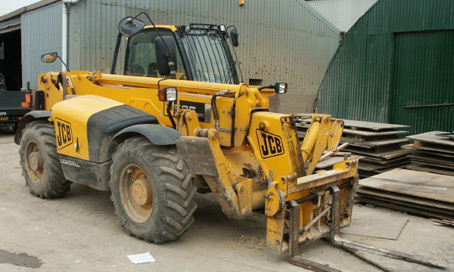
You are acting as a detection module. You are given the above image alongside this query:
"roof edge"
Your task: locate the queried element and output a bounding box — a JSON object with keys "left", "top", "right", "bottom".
{"left": 0, "top": 0, "right": 61, "bottom": 22}
{"left": 296, "top": 0, "right": 341, "bottom": 35}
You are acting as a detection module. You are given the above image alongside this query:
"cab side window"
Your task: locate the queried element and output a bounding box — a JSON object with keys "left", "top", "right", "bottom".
{"left": 124, "top": 30, "right": 186, "bottom": 79}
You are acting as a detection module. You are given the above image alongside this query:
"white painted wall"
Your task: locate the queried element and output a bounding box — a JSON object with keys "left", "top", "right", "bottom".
{"left": 306, "top": 0, "right": 377, "bottom": 32}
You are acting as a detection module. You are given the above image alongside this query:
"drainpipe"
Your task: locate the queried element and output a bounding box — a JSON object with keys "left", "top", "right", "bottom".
{"left": 62, "top": 0, "right": 79, "bottom": 71}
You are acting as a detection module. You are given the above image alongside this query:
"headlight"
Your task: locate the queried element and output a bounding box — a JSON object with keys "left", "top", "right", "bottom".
{"left": 274, "top": 82, "right": 288, "bottom": 94}
{"left": 219, "top": 24, "right": 226, "bottom": 33}
{"left": 158, "top": 87, "right": 178, "bottom": 102}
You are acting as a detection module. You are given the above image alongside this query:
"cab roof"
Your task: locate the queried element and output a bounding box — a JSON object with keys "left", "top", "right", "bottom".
{"left": 143, "top": 25, "right": 178, "bottom": 32}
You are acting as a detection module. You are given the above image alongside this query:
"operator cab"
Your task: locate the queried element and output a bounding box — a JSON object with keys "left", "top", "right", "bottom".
{"left": 114, "top": 14, "right": 240, "bottom": 84}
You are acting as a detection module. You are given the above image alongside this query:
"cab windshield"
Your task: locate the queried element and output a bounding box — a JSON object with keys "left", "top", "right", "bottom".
{"left": 180, "top": 26, "right": 238, "bottom": 84}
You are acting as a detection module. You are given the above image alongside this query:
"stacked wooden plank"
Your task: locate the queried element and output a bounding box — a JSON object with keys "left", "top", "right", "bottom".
{"left": 296, "top": 116, "right": 412, "bottom": 177}
{"left": 405, "top": 131, "right": 454, "bottom": 176}
{"left": 356, "top": 169, "right": 454, "bottom": 220}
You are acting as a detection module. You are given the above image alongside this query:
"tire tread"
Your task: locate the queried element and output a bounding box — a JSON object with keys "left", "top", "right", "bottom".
{"left": 109, "top": 136, "right": 197, "bottom": 244}
{"left": 19, "top": 121, "right": 71, "bottom": 198}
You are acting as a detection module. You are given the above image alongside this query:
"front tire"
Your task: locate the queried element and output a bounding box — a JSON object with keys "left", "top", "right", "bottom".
{"left": 19, "top": 121, "right": 71, "bottom": 198}
{"left": 109, "top": 136, "right": 197, "bottom": 243}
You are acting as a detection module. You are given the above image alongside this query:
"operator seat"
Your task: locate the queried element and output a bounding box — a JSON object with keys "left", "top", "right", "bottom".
{"left": 147, "top": 63, "right": 158, "bottom": 77}
{"left": 127, "top": 64, "right": 145, "bottom": 76}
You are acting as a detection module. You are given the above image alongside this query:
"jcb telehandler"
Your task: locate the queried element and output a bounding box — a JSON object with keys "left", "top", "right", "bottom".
{"left": 15, "top": 14, "right": 358, "bottom": 268}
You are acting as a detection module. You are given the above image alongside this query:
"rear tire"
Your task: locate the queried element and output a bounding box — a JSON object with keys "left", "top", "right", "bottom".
{"left": 109, "top": 136, "right": 197, "bottom": 243}
{"left": 19, "top": 121, "right": 71, "bottom": 198}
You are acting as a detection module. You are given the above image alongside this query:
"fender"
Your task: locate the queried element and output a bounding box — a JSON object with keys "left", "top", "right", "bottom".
{"left": 14, "top": 110, "right": 52, "bottom": 144}
{"left": 113, "top": 124, "right": 181, "bottom": 145}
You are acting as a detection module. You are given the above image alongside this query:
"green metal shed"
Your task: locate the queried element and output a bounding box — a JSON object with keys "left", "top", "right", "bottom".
{"left": 316, "top": 0, "right": 454, "bottom": 134}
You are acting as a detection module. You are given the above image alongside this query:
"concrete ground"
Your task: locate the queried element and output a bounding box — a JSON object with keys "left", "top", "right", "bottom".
{"left": 0, "top": 131, "right": 453, "bottom": 272}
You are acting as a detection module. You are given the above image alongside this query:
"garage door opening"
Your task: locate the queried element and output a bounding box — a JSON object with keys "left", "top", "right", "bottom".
{"left": 0, "top": 29, "right": 22, "bottom": 91}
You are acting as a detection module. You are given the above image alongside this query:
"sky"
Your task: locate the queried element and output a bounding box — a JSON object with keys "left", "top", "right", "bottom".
{"left": 0, "top": 0, "right": 41, "bottom": 17}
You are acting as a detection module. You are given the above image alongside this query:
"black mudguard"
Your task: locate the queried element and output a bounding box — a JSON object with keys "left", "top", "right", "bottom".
{"left": 86, "top": 105, "right": 157, "bottom": 162}
{"left": 14, "top": 110, "right": 52, "bottom": 144}
{"left": 113, "top": 124, "right": 181, "bottom": 146}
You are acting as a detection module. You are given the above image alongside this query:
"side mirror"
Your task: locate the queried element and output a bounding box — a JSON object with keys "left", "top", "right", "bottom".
{"left": 230, "top": 30, "right": 239, "bottom": 47}
{"left": 118, "top": 16, "right": 146, "bottom": 37}
{"left": 155, "top": 36, "right": 178, "bottom": 76}
{"left": 41, "top": 52, "right": 70, "bottom": 71}
{"left": 41, "top": 52, "right": 58, "bottom": 63}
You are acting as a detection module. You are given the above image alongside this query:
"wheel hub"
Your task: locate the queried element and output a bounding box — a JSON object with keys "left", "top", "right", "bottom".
{"left": 131, "top": 178, "right": 153, "bottom": 206}
{"left": 29, "top": 151, "right": 42, "bottom": 171}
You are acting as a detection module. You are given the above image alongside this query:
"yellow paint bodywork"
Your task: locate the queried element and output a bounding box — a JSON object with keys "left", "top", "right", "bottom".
{"left": 144, "top": 25, "right": 178, "bottom": 32}
{"left": 215, "top": 97, "right": 235, "bottom": 147}
{"left": 302, "top": 114, "right": 344, "bottom": 175}
{"left": 247, "top": 111, "right": 304, "bottom": 182}
{"left": 51, "top": 95, "right": 123, "bottom": 160}
{"left": 39, "top": 71, "right": 273, "bottom": 129}
{"left": 38, "top": 69, "right": 357, "bottom": 255}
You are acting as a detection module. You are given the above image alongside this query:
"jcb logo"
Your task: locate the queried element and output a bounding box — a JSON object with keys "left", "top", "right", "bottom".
{"left": 55, "top": 118, "right": 73, "bottom": 150}
{"left": 257, "top": 130, "right": 284, "bottom": 158}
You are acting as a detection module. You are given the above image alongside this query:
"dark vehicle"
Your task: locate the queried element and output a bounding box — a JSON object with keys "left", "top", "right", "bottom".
{"left": 0, "top": 73, "right": 30, "bottom": 131}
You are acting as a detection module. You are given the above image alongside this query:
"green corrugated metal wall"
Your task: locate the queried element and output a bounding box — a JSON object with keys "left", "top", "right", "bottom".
{"left": 316, "top": 0, "right": 454, "bottom": 134}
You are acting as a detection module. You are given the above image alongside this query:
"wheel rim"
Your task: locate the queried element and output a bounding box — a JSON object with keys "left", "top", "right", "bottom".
{"left": 119, "top": 164, "right": 153, "bottom": 224}
{"left": 24, "top": 140, "right": 44, "bottom": 183}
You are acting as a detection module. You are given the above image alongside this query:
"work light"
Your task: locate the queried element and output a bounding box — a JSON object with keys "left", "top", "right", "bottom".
{"left": 158, "top": 87, "right": 178, "bottom": 102}
{"left": 275, "top": 82, "right": 288, "bottom": 94}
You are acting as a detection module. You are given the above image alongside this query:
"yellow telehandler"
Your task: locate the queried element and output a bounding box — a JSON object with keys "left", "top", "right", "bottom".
{"left": 15, "top": 13, "right": 359, "bottom": 269}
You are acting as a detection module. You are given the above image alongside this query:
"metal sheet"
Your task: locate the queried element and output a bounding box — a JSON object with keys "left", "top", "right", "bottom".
{"left": 407, "top": 131, "right": 454, "bottom": 148}
{"left": 406, "top": 164, "right": 454, "bottom": 176}
{"left": 417, "top": 150, "right": 454, "bottom": 159}
{"left": 412, "top": 141, "right": 454, "bottom": 155}
{"left": 358, "top": 161, "right": 409, "bottom": 172}
{"left": 359, "top": 169, "right": 454, "bottom": 204}
{"left": 21, "top": 1, "right": 62, "bottom": 89}
{"left": 356, "top": 187, "right": 454, "bottom": 211}
{"left": 298, "top": 118, "right": 410, "bottom": 130}
{"left": 361, "top": 156, "right": 408, "bottom": 165}
{"left": 343, "top": 119, "right": 409, "bottom": 131}
{"left": 342, "top": 128, "right": 408, "bottom": 137}
{"left": 346, "top": 138, "right": 409, "bottom": 149}
{"left": 357, "top": 168, "right": 454, "bottom": 219}
{"left": 409, "top": 154, "right": 454, "bottom": 168}
{"left": 356, "top": 196, "right": 453, "bottom": 220}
